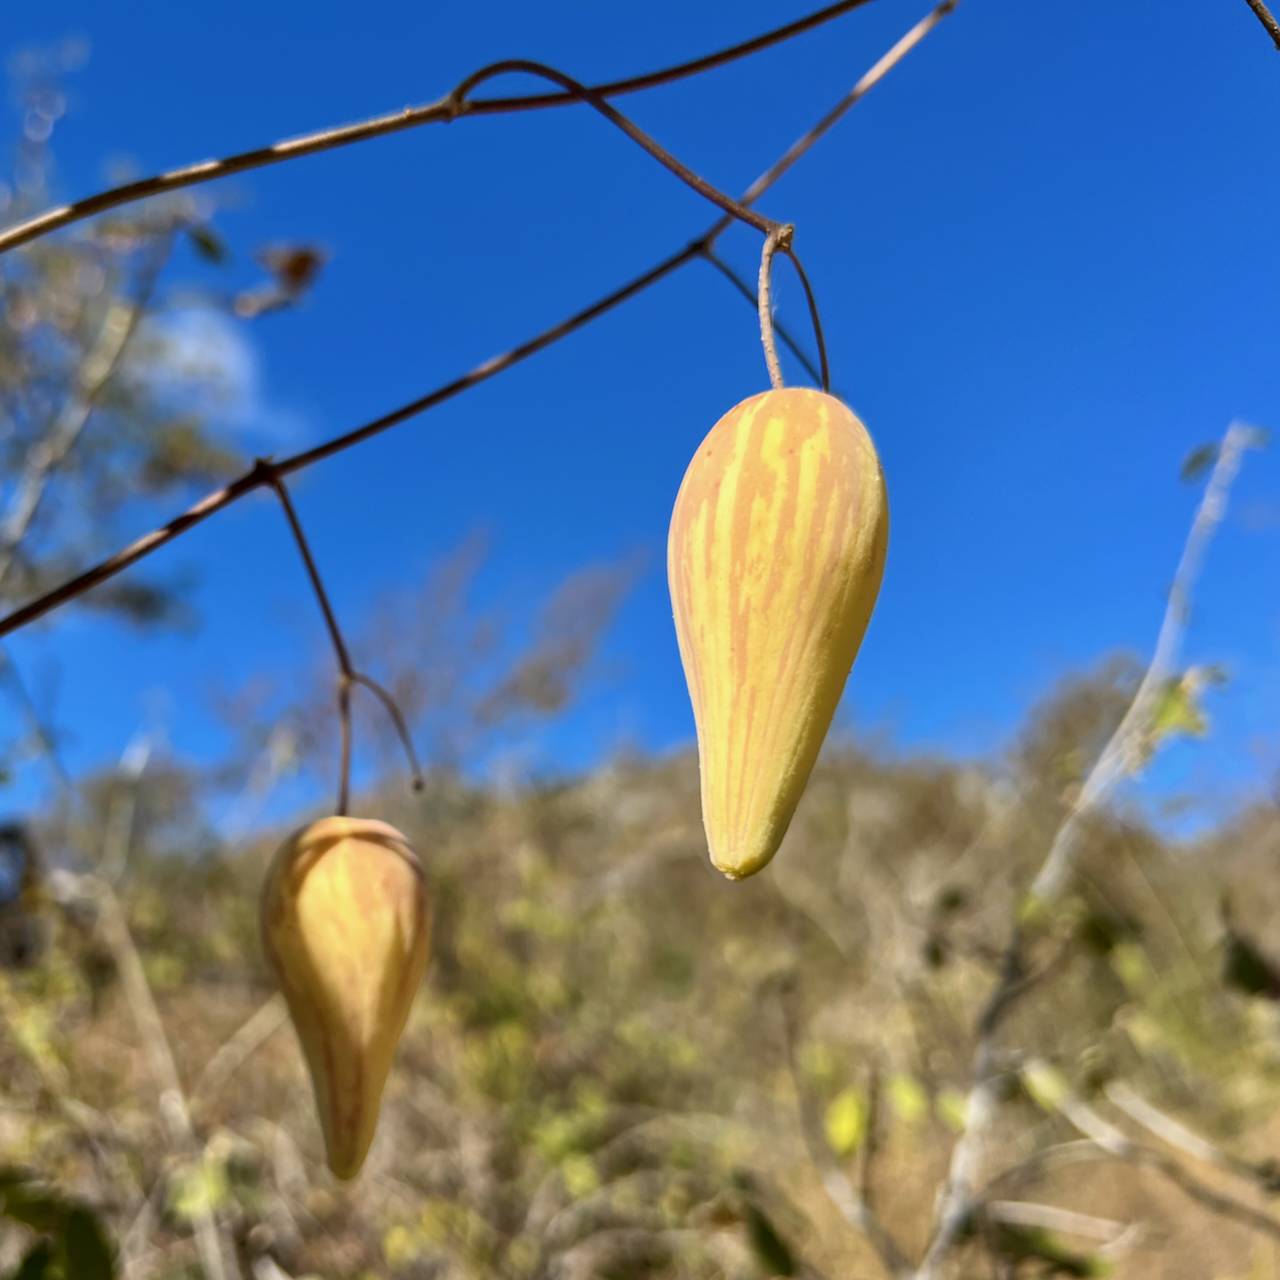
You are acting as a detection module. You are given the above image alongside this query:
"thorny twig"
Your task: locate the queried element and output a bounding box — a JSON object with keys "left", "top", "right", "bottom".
{"left": 914, "top": 422, "right": 1262, "bottom": 1279}
{"left": 0, "top": 0, "right": 957, "bottom": 643}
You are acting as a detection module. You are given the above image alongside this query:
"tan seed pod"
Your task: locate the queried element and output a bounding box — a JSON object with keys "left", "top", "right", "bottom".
{"left": 260, "top": 815, "right": 431, "bottom": 1178}
{"left": 667, "top": 387, "right": 888, "bottom": 879}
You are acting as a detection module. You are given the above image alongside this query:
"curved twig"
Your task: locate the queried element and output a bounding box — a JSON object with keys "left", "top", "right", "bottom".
{"left": 267, "top": 471, "right": 423, "bottom": 812}
{"left": 0, "top": 2, "right": 958, "bottom": 642}
{"left": 698, "top": 248, "right": 824, "bottom": 386}
{"left": 447, "top": 60, "right": 778, "bottom": 237}
{"left": 757, "top": 228, "right": 831, "bottom": 393}
{"left": 0, "top": 0, "right": 880, "bottom": 258}
{"left": 351, "top": 672, "right": 426, "bottom": 794}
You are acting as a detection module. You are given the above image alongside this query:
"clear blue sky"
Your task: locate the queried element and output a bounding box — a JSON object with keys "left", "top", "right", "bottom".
{"left": 5, "top": 0, "right": 1279, "bottom": 831}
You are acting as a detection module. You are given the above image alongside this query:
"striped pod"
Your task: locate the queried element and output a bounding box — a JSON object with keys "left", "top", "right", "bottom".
{"left": 261, "top": 816, "right": 431, "bottom": 1178}
{"left": 667, "top": 388, "right": 888, "bottom": 880}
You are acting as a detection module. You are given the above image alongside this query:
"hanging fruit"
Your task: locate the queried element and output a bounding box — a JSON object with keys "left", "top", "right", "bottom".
{"left": 668, "top": 387, "right": 888, "bottom": 880}
{"left": 261, "top": 815, "right": 431, "bottom": 1178}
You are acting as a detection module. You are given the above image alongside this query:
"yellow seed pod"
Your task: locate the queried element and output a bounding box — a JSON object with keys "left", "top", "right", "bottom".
{"left": 260, "top": 816, "right": 431, "bottom": 1178}
{"left": 667, "top": 387, "right": 888, "bottom": 879}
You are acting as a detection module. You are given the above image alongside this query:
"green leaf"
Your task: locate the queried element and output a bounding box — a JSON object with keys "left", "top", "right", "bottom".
{"left": 168, "top": 1155, "right": 230, "bottom": 1224}
{"left": 1021, "top": 1061, "right": 1069, "bottom": 1113}
{"left": 935, "top": 1087, "right": 969, "bottom": 1133}
{"left": 886, "top": 1073, "right": 929, "bottom": 1127}
{"left": 823, "top": 1087, "right": 867, "bottom": 1157}
{"left": 1149, "top": 675, "right": 1208, "bottom": 744}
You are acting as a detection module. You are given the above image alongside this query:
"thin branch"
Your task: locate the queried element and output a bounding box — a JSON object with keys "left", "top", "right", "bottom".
{"left": 776, "top": 986, "right": 911, "bottom": 1277}
{"left": 95, "top": 886, "right": 239, "bottom": 1280}
{"left": 1030, "top": 421, "right": 1259, "bottom": 904}
{"left": 0, "top": 647, "right": 72, "bottom": 792}
{"left": 0, "top": 1, "right": 956, "bottom": 642}
{"left": 191, "top": 994, "right": 289, "bottom": 1112}
{"left": 699, "top": 247, "right": 825, "bottom": 386}
{"left": 266, "top": 471, "right": 354, "bottom": 678}
{"left": 1032, "top": 1063, "right": 1280, "bottom": 1244}
{"left": 266, "top": 471, "right": 356, "bottom": 812}
{"left": 732, "top": 0, "right": 958, "bottom": 215}
{"left": 781, "top": 243, "right": 832, "bottom": 392}
{"left": 0, "top": 0, "right": 882, "bottom": 258}
{"left": 336, "top": 678, "right": 353, "bottom": 817}
{"left": 351, "top": 672, "right": 426, "bottom": 793}
{"left": 447, "top": 60, "right": 778, "bottom": 237}
{"left": 267, "top": 471, "right": 423, "bottom": 812}
{"left": 1104, "top": 1081, "right": 1280, "bottom": 1193}
{"left": 985, "top": 1201, "right": 1131, "bottom": 1244}
{"left": 914, "top": 421, "right": 1261, "bottom": 1280}
{"left": 0, "top": 227, "right": 175, "bottom": 594}
{"left": 0, "top": 240, "right": 695, "bottom": 638}
{"left": 758, "top": 225, "right": 795, "bottom": 389}
{"left": 859, "top": 1061, "right": 887, "bottom": 1218}
{"left": 1243, "top": 0, "right": 1280, "bottom": 50}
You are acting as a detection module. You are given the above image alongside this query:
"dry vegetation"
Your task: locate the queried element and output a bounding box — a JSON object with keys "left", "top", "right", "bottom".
{"left": 4, "top": 655, "right": 1280, "bottom": 1279}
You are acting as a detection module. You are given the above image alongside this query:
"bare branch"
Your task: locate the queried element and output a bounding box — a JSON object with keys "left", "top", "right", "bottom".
{"left": 447, "top": 60, "right": 780, "bottom": 238}
{"left": 733, "top": 0, "right": 958, "bottom": 213}
{"left": 0, "top": 0, "right": 884, "bottom": 258}
{"left": 1105, "top": 1081, "right": 1280, "bottom": 1193}
{"left": 915, "top": 421, "right": 1261, "bottom": 1279}
{"left": 1030, "top": 421, "right": 1259, "bottom": 904}
{"left": 267, "top": 471, "right": 424, "bottom": 811}
{"left": 0, "top": 1, "right": 956, "bottom": 642}
{"left": 1243, "top": 0, "right": 1280, "bottom": 50}
{"left": 192, "top": 994, "right": 289, "bottom": 1111}
{"left": 95, "top": 885, "right": 240, "bottom": 1280}
{"left": 776, "top": 986, "right": 911, "bottom": 1277}
{"left": 1030, "top": 1062, "right": 1280, "bottom": 1245}
{"left": 986, "top": 1200, "right": 1132, "bottom": 1244}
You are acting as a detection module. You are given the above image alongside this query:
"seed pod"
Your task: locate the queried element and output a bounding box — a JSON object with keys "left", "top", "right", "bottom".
{"left": 261, "top": 816, "right": 431, "bottom": 1178}
{"left": 667, "top": 387, "right": 888, "bottom": 880}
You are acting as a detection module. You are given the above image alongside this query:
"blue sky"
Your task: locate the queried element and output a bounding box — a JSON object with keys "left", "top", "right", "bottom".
{"left": 4, "top": 0, "right": 1278, "bottom": 832}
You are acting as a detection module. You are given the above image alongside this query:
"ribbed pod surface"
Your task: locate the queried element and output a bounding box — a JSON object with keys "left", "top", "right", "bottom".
{"left": 261, "top": 816, "right": 431, "bottom": 1178}
{"left": 668, "top": 388, "right": 888, "bottom": 879}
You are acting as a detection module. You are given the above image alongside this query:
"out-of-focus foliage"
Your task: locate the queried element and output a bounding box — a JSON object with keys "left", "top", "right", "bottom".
{"left": 0, "top": 1167, "right": 114, "bottom": 1279}
{"left": 3, "top": 654, "right": 1280, "bottom": 1278}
